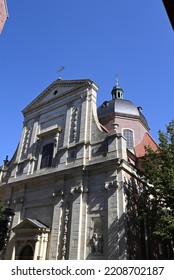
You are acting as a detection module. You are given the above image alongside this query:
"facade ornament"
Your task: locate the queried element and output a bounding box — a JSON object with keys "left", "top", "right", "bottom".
{"left": 89, "top": 218, "right": 104, "bottom": 255}
{"left": 83, "top": 186, "right": 89, "bottom": 193}
{"left": 80, "top": 91, "right": 92, "bottom": 101}
{"left": 3, "top": 156, "right": 9, "bottom": 166}
{"left": 13, "top": 197, "right": 23, "bottom": 204}
{"left": 104, "top": 179, "right": 118, "bottom": 190}
{"left": 30, "top": 156, "right": 37, "bottom": 162}
{"left": 70, "top": 185, "right": 83, "bottom": 195}
{"left": 52, "top": 188, "right": 64, "bottom": 198}
{"left": 112, "top": 117, "right": 119, "bottom": 131}
{"left": 21, "top": 126, "right": 32, "bottom": 160}
{"left": 70, "top": 107, "right": 79, "bottom": 143}
{"left": 91, "top": 232, "right": 104, "bottom": 254}
{"left": 61, "top": 204, "right": 70, "bottom": 260}
{"left": 73, "top": 108, "right": 79, "bottom": 141}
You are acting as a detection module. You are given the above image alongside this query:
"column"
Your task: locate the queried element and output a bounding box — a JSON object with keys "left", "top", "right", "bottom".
{"left": 11, "top": 244, "right": 16, "bottom": 260}
{"left": 33, "top": 237, "right": 40, "bottom": 260}
{"left": 42, "top": 233, "right": 49, "bottom": 260}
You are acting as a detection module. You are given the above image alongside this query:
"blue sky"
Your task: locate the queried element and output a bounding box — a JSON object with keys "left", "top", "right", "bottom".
{"left": 0, "top": 0, "right": 174, "bottom": 164}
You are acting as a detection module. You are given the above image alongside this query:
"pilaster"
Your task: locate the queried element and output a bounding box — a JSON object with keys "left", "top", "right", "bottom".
{"left": 68, "top": 191, "right": 83, "bottom": 260}
{"left": 49, "top": 197, "right": 63, "bottom": 260}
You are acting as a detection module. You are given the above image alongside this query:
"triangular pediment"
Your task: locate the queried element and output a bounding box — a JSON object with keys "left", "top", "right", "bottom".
{"left": 12, "top": 218, "right": 49, "bottom": 232}
{"left": 22, "top": 79, "right": 93, "bottom": 114}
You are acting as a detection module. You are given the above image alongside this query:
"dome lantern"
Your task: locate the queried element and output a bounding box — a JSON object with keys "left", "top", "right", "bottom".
{"left": 111, "top": 77, "right": 124, "bottom": 100}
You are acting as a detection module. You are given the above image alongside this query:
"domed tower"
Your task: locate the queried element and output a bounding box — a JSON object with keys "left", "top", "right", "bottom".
{"left": 98, "top": 80, "right": 156, "bottom": 157}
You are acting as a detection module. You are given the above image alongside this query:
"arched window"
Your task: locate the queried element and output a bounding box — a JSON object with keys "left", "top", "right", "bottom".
{"left": 19, "top": 245, "right": 34, "bottom": 260}
{"left": 123, "top": 129, "right": 134, "bottom": 149}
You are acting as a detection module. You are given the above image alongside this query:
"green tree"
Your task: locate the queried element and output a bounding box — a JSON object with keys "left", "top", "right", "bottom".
{"left": 0, "top": 202, "right": 9, "bottom": 253}
{"left": 142, "top": 120, "right": 174, "bottom": 258}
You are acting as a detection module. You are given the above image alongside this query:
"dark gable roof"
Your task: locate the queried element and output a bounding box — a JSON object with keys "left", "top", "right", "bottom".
{"left": 12, "top": 218, "right": 49, "bottom": 231}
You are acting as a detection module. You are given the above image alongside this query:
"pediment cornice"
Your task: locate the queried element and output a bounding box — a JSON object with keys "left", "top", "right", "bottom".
{"left": 22, "top": 79, "right": 95, "bottom": 115}
{"left": 13, "top": 218, "right": 50, "bottom": 233}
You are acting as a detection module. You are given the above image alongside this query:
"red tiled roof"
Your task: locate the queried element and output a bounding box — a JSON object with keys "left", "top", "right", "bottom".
{"left": 135, "top": 132, "right": 158, "bottom": 157}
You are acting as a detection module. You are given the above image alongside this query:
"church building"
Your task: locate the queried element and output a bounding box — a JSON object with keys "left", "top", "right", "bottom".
{"left": 0, "top": 78, "right": 157, "bottom": 260}
{"left": 0, "top": 0, "right": 8, "bottom": 33}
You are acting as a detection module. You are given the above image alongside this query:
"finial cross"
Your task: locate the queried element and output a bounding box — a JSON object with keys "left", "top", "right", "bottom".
{"left": 115, "top": 74, "right": 119, "bottom": 86}
{"left": 57, "top": 66, "right": 65, "bottom": 79}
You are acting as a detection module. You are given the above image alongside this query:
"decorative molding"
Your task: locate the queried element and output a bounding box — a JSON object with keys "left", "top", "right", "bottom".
{"left": 37, "top": 126, "right": 62, "bottom": 139}
{"left": 61, "top": 203, "right": 70, "bottom": 260}
{"left": 69, "top": 107, "right": 79, "bottom": 143}
{"left": 20, "top": 126, "right": 32, "bottom": 160}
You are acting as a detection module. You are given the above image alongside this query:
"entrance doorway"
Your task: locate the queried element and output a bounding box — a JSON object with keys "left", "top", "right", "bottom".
{"left": 19, "top": 245, "right": 34, "bottom": 260}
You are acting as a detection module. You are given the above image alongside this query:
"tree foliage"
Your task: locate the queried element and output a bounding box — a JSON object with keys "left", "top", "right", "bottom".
{"left": 0, "top": 202, "right": 8, "bottom": 253}
{"left": 143, "top": 120, "right": 174, "bottom": 243}
{"left": 0, "top": 201, "right": 3, "bottom": 225}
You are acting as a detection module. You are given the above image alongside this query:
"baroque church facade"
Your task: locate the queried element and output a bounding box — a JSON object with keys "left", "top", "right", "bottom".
{"left": 0, "top": 78, "right": 157, "bottom": 260}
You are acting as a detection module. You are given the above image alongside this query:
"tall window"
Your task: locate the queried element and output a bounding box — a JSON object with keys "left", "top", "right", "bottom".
{"left": 40, "top": 143, "right": 54, "bottom": 169}
{"left": 123, "top": 129, "right": 134, "bottom": 149}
